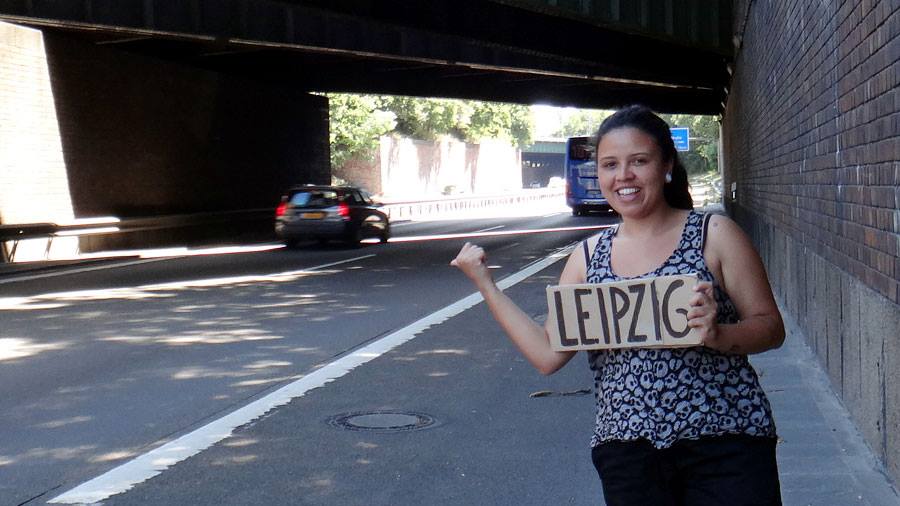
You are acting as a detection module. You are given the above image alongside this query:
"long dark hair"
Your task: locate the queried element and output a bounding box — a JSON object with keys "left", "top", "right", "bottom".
{"left": 594, "top": 105, "right": 692, "bottom": 210}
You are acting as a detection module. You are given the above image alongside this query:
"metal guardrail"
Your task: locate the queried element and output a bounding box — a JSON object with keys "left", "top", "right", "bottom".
{"left": 380, "top": 189, "right": 564, "bottom": 220}
{"left": 0, "top": 209, "right": 273, "bottom": 263}
{"left": 0, "top": 190, "right": 565, "bottom": 262}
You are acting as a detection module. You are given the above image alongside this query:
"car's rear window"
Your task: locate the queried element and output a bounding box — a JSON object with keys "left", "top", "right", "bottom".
{"left": 289, "top": 190, "right": 338, "bottom": 207}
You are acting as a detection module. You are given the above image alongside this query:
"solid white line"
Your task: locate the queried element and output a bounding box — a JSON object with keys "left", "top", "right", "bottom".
{"left": 0, "top": 258, "right": 170, "bottom": 285}
{"left": 48, "top": 245, "right": 575, "bottom": 504}
{"left": 473, "top": 225, "right": 505, "bottom": 233}
{"left": 385, "top": 224, "right": 611, "bottom": 243}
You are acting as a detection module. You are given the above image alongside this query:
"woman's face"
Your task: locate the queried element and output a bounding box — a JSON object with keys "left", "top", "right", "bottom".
{"left": 596, "top": 126, "right": 672, "bottom": 218}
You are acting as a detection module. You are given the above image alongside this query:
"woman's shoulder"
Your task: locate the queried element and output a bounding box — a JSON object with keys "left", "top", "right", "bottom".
{"left": 702, "top": 212, "right": 757, "bottom": 263}
{"left": 703, "top": 212, "right": 744, "bottom": 241}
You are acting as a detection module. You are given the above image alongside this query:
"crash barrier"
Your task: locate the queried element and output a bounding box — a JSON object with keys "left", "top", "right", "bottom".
{"left": 0, "top": 189, "right": 565, "bottom": 263}
{"left": 380, "top": 188, "right": 564, "bottom": 220}
{"left": 0, "top": 209, "right": 273, "bottom": 263}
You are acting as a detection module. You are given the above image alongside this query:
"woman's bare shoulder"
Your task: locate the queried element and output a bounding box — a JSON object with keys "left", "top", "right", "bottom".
{"left": 705, "top": 213, "right": 748, "bottom": 243}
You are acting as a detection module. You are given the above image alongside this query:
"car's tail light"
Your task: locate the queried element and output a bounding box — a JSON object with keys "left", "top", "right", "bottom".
{"left": 275, "top": 202, "right": 287, "bottom": 217}
{"left": 565, "top": 181, "right": 572, "bottom": 197}
{"left": 338, "top": 202, "right": 350, "bottom": 218}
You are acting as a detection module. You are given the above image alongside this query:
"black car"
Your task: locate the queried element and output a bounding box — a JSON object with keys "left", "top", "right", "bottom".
{"left": 275, "top": 185, "right": 390, "bottom": 246}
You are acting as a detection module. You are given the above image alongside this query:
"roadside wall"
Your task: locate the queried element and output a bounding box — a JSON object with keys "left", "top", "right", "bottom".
{"left": 0, "top": 21, "right": 330, "bottom": 258}
{"left": 0, "top": 22, "right": 77, "bottom": 259}
{"left": 722, "top": 0, "right": 899, "bottom": 483}
{"left": 336, "top": 136, "right": 522, "bottom": 199}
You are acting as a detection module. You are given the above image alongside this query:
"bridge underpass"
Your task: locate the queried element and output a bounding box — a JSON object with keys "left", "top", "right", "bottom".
{"left": 0, "top": 0, "right": 732, "bottom": 260}
{"left": 0, "top": 0, "right": 731, "bottom": 113}
{"left": 1, "top": 1, "right": 899, "bottom": 491}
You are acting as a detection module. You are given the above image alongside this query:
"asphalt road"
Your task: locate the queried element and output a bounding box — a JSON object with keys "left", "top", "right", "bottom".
{"left": 0, "top": 206, "right": 618, "bottom": 505}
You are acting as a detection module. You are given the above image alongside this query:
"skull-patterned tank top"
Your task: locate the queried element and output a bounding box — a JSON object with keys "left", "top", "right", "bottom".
{"left": 586, "top": 210, "right": 777, "bottom": 449}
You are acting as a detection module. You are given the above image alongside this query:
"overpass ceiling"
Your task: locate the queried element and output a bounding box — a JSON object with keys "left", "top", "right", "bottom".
{"left": 0, "top": 0, "right": 733, "bottom": 114}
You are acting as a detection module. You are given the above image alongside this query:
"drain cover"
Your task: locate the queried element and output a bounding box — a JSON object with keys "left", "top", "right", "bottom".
{"left": 328, "top": 410, "right": 436, "bottom": 433}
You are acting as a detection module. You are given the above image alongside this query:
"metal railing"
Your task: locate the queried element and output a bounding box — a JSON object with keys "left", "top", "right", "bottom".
{"left": 0, "top": 189, "right": 565, "bottom": 262}
{"left": 0, "top": 209, "right": 273, "bottom": 263}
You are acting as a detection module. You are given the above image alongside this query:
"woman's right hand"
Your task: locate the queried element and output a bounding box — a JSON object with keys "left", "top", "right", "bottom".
{"left": 450, "top": 242, "right": 493, "bottom": 287}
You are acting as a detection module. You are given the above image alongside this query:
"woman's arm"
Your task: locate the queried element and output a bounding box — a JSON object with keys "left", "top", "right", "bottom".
{"left": 450, "top": 242, "right": 582, "bottom": 375}
{"left": 695, "top": 214, "right": 785, "bottom": 355}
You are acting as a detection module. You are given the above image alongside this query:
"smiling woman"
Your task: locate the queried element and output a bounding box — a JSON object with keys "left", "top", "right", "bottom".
{"left": 451, "top": 105, "right": 786, "bottom": 506}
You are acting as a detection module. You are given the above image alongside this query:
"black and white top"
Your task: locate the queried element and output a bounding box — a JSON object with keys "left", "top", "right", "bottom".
{"left": 585, "top": 210, "right": 777, "bottom": 449}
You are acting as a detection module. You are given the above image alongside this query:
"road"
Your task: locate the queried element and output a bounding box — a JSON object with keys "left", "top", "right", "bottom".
{"left": 0, "top": 204, "right": 618, "bottom": 505}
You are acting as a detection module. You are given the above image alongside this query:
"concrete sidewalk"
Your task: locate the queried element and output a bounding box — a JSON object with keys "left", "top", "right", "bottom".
{"left": 755, "top": 311, "right": 899, "bottom": 505}
{"left": 90, "top": 251, "right": 899, "bottom": 506}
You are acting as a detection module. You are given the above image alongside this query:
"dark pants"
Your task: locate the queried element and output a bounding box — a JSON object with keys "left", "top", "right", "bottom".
{"left": 591, "top": 435, "right": 782, "bottom": 506}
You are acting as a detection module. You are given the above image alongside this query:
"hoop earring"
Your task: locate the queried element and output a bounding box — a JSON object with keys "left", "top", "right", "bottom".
{"left": 665, "top": 172, "right": 672, "bottom": 183}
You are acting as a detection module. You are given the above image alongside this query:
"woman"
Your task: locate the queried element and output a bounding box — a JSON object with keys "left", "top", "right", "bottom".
{"left": 451, "top": 105, "right": 785, "bottom": 505}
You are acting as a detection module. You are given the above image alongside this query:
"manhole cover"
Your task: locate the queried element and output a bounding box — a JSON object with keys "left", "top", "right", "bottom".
{"left": 328, "top": 410, "right": 436, "bottom": 433}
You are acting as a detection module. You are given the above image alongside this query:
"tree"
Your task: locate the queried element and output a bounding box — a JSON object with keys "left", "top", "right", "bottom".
{"left": 660, "top": 113, "right": 719, "bottom": 174}
{"left": 553, "top": 109, "right": 613, "bottom": 138}
{"left": 327, "top": 94, "right": 536, "bottom": 169}
{"left": 379, "top": 95, "right": 534, "bottom": 147}
{"left": 327, "top": 94, "right": 396, "bottom": 169}
{"left": 466, "top": 101, "right": 534, "bottom": 147}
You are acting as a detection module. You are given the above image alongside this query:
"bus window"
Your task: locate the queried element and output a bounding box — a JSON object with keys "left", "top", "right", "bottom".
{"left": 568, "top": 142, "right": 593, "bottom": 161}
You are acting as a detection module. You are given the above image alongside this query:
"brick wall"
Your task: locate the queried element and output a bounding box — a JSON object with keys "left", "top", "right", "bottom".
{"left": 0, "top": 21, "right": 78, "bottom": 259}
{"left": 722, "top": 0, "right": 899, "bottom": 484}
{"left": 1, "top": 22, "right": 330, "bottom": 257}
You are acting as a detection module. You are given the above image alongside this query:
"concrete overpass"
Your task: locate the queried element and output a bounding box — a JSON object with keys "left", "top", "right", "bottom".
{"left": 0, "top": 0, "right": 731, "bottom": 114}
{"left": 0, "top": 0, "right": 734, "bottom": 256}
{"left": 1, "top": 0, "right": 898, "bottom": 490}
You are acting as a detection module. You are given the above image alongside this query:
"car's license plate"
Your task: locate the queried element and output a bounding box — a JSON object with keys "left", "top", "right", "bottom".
{"left": 300, "top": 212, "right": 325, "bottom": 219}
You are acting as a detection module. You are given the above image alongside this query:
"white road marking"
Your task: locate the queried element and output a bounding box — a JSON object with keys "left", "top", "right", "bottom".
{"left": 385, "top": 223, "right": 611, "bottom": 243}
{"left": 48, "top": 244, "right": 575, "bottom": 504}
{"left": 473, "top": 225, "right": 505, "bottom": 233}
{"left": 0, "top": 258, "right": 169, "bottom": 285}
{"left": 0, "top": 255, "right": 377, "bottom": 310}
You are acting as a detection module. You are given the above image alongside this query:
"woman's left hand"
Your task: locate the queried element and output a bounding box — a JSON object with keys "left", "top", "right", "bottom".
{"left": 688, "top": 281, "right": 721, "bottom": 350}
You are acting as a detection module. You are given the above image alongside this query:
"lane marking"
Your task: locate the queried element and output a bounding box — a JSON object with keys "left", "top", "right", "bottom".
{"left": 48, "top": 244, "right": 575, "bottom": 504}
{"left": 0, "top": 245, "right": 287, "bottom": 285}
{"left": 384, "top": 224, "right": 610, "bottom": 243}
{"left": 0, "top": 258, "right": 169, "bottom": 285}
{"left": 0, "top": 255, "right": 376, "bottom": 310}
{"left": 473, "top": 225, "right": 505, "bottom": 233}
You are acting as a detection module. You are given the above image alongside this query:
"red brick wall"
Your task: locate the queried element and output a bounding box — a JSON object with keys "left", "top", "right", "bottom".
{"left": 722, "top": 0, "right": 899, "bottom": 482}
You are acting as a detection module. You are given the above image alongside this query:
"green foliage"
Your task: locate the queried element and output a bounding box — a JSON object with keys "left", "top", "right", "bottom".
{"left": 659, "top": 113, "right": 720, "bottom": 175}
{"left": 328, "top": 94, "right": 535, "bottom": 169}
{"left": 327, "top": 94, "right": 396, "bottom": 169}
{"left": 553, "top": 109, "right": 612, "bottom": 138}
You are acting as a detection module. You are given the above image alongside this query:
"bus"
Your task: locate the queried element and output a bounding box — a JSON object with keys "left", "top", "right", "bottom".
{"left": 565, "top": 136, "right": 609, "bottom": 216}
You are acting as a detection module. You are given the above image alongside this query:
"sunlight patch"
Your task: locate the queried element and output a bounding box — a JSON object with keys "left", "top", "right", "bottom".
{"left": 90, "top": 451, "right": 138, "bottom": 463}
{"left": 0, "top": 338, "right": 68, "bottom": 361}
{"left": 243, "top": 360, "right": 293, "bottom": 369}
{"left": 37, "top": 416, "right": 93, "bottom": 429}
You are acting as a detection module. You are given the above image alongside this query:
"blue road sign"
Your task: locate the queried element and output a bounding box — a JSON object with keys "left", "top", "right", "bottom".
{"left": 670, "top": 127, "right": 690, "bottom": 151}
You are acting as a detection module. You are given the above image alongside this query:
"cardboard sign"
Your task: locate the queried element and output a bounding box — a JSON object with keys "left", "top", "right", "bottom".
{"left": 545, "top": 274, "right": 701, "bottom": 351}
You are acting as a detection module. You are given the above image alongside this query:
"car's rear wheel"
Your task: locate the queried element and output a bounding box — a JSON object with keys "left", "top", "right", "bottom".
{"left": 284, "top": 238, "right": 301, "bottom": 249}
